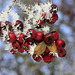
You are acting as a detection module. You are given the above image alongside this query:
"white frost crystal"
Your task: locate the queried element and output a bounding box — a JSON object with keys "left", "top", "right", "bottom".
{"left": 29, "top": 44, "right": 37, "bottom": 56}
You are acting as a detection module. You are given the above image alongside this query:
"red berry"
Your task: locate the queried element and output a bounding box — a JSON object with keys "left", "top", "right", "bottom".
{"left": 17, "top": 33, "right": 26, "bottom": 43}
{"left": 52, "top": 13, "right": 58, "bottom": 22}
{"left": 32, "top": 54, "right": 42, "bottom": 62}
{"left": 27, "top": 37, "right": 34, "bottom": 44}
{"left": 12, "top": 41, "right": 20, "bottom": 49}
{"left": 47, "top": 14, "right": 58, "bottom": 24}
{"left": 10, "top": 49, "right": 18, "bottom": 54}
{"left": 57, "top": 48, "right": 66, "bottom": 57}
{"left": 51, "top": 31, "right": 59, "bottom": 41}
{"left": 50, "top": 4, "right": 58, "bottom": 13}
{"left": 22, "top": 42, "right": 30, "bottom": 51}
{"left": 55, "top": 39, "right": 66, "bottom": 49}
{"left": 15, "top": 20, "right": 23, "bottom": 31}
{"left": 35, "top": 31, "right": 44, "bottom": 42}
{"left": 44, "top": 32, "right": 54, "bottom": 45}
{"left": 5, "top": 21, "right": 11, "bottom": 25}
{"left": 5, "top": 21, "right": 13, "bottom": 31}
{"left": 18, "top": 48, "right": 25, "bottom": 53}
{"left": 8, "top": 32, "right": 16, "bottom": 43}
{"left": 27, "top": 29, "right": 36, "bottom": 38}
{"left": 42, "top": 53, "right": 54, "bottom": 63}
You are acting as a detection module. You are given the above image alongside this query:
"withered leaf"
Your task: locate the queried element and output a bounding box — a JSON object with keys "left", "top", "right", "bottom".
{"left": 47, "top": 42, "right": 57, "bottom": 54}
{"left": 34, "top": 41, "right": 46, "bottom": 55}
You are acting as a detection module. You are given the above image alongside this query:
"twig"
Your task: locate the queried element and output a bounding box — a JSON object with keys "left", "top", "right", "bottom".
{"left": 7, "top": 0, "right": 17, "bottom": 13}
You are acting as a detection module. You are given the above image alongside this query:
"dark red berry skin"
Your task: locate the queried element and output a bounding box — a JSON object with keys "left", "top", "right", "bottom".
{"left": 12, "top": 41, "right": 20, "bottom": 49}
{"left": 51, "top": 31, "right": 59, "bottom": 41}
{"left": 35, "top": 31, "right": 44, "bottom": 42}
{"left": 47, "top": 13, "right": 58, "bottom": 24}
{"left": 44, "top": 32, "right": 54, "bottom": 45}
{"left": 55, "top": 39, "right": 66, "bottom": 49}
{"left": 15, "top": 20, "right": 23, "bottom": 31}
{"left": 5, "top": 21, "right": 13, "bottom": 31}
{"left": 27, "top": 37, "right": 34, "bottom": 44}
{"left": 17, "top": 33, "right": 26, "bottom": 43}
{"left": 18, "top": 48, "right": 25, "bottom": 53}
{"left": 52, "top": 13, "right": 58, "bottom": 22}
{"left": 27, "top": 29, "right": 36, "bottom": 38}
{"left": 42, "top": 53, "right": 54, "bottom": 63}
{"left": 51, "top": 4, "right": 58, "bottom": 13}
{"left": 8, "top": 32, "right": 16, "bottom": 43}
{"left": 22, "top": 42, "right": 30, "bottom": 51}
{"left": 57, "top": 48, "right": 66, "bottom": 57}
{"left": 32, "top": 54, "right": 42, "bottom": 62}
{"left": 10, "top": 49, "right": 18, "bottom": 54}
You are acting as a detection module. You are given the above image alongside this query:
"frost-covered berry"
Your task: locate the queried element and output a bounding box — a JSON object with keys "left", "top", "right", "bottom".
{"left": 35, "top": 31, "right": 44, "bottom": 42}
{"left": 47, "top": 13, "right": 58, "bottom": 24}
{"left": 22, "top": 42, "right": 30, "bottom": 51}
{"left": 27, "top": 29, "right": 36, "bottom": 38}
{"left": 57, "top": 48, "right": 66, "bottom": 57}
{"left": 36, "top": 20, "right": 44, "bottom": 28}
{"left": 15, "top": 20, "right": 23, "bottom": 31}
{"left": 50, "top": 4, "right": 58, "bottom": 13}
{"left": 32, "top": 54, "right": 42, "bottom": 62}
{"left": 5, "top": 21, "right": 13, "bottom": 31}
{"left": 42, "top": 53, "right": 54, "bottom": 63}
{"left": 44, "top": 32, "right": 54, "bottom": 45}
{"left": 12, "top": 41, "right": 20, "bottom": 49}
{"left": 27, "top": 37, "right": 34, "bottom": 44}
{"left": 55, "top": 39, "right": 66, "bottom": 49}
{"left": 17, "top": 33, "right": 26, "bottom": 43}
{"left": 10, "top": 49, "right": 18, "bottom": 54}
{"left": 8, "top": 32, "right": 16, "bottom": 43}
{"left": 51, "top": 31, "right": 59, "bottom": 41}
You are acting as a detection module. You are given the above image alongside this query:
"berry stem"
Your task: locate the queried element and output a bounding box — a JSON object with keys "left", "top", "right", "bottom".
{"left": 7, "top": 0, "right": 17, "bottom": 13}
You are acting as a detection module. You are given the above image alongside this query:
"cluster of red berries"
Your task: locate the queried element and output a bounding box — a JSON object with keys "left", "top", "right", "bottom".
{"left": 36, "top": 4, "right": 58, "bottom": 28}
{"left": 0, "top": 20, "right": 30, "bottom": 54}
{"left": 0, "top": 4, "right": 66, "bottom": 63}
{"left": 30, "top": 30, "right": 66, "bottom": 63}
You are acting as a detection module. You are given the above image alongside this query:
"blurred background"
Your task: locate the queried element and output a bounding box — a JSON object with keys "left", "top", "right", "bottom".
{"left": 0, "top": 0, "right": 75, "bottom": 75}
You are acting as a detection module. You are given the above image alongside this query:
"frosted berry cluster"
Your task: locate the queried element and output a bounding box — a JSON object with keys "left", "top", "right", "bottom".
{"left": 0, "top": 1, "right": 66, "bottom": 63}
